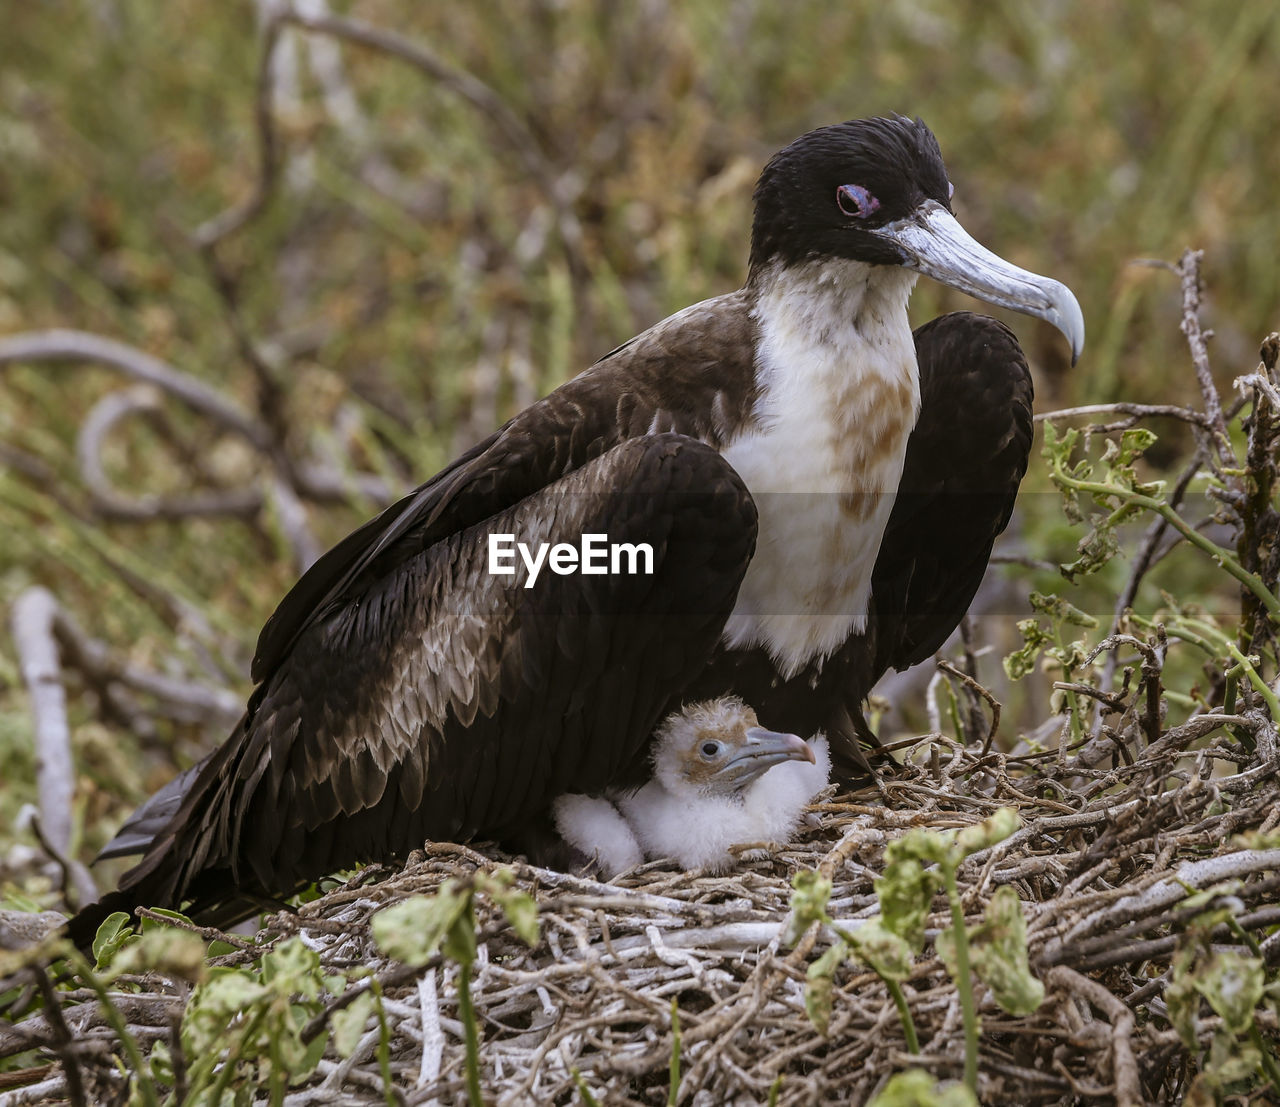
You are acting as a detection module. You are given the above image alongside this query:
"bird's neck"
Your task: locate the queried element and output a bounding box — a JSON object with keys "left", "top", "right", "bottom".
{"left": 719, "top": 258, "right": 922, "bottom": 676}
{"left": 747, "top": 257, "right": 922, "bottom": 480}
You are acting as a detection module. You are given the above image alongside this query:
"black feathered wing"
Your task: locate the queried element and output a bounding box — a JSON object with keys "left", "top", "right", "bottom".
{"left": 73, "top": 295, "right": 762, "bottom": 938}
{"left": 869, "top": 311, "right": 1035, "bottom": 673}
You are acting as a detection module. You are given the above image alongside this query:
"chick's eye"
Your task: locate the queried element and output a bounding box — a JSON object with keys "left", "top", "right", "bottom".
{"left": 700, "top": 741, "right": 721, "bottom": 759}
{"left": 836, "top": 183, "right": 879, "bottom": 219}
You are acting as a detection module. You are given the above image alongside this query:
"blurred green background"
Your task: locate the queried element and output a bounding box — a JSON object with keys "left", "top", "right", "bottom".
{"left": 1, "top": 0, "right": 1277, "bottom": 893}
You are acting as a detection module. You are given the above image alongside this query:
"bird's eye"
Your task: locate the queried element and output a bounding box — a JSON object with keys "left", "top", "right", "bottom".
{"left": 700, "top": 741, "right": 721, "bottom": 759}
{"left": 836, "top": 184, "right": 880, "bottom": 220}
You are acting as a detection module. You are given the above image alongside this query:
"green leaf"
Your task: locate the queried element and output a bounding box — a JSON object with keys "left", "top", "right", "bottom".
{"left": 886, "top": 827, "right": 952, "bottom": 868}
{"left": 108, "top": 926, "right": 207, "bottom": 983}
{"left": 183, "top": 968, "right": 268, "bottom": 1056}
{"left": 139, "top": 907, "right": 195, "bottom": 933}
{"left": 148, "top": 1039, "right": 174, "bottom": 1084}
{"left": 1204, "top": 1024, "right": 1263, "bottom": 1087}
{"left": 1040, "top": 420, "right": 1077, "bottom": 465}
{"left": 1165, "top": 946, "right": 1201, "bottom": 1051}
{"left": 804, "top": 940, "right": 847, "bottom": 1034}
{"left": 1044, "top": 638, "right": 1091, "bottom": 675}
{"left": 92, "top": 911, "right": 134, "bottom": 968}
{"left": 1060, "top": 523, "right": 1119, "bottom": 581}
{"left": 935, "top": 928, "right": 959, "bottom": 981}
{"left": 441, "top": 903, "right": 478, "bottom": 968}
{"left": 1118, "top": 426, "right": 1158, "bottom": 463}
{"left": 0, "top": 890, "right": 46, "bottom": 913}
{"left": 1003, "top": 618, "right": 1051, "bottom": 681}
{"left": 963, "top": 886, "right": 1043, "bottom": 1016}
{"left": 874, "top": 855, "right": 937, "bottom": 950}
{"left": 867, "top": 1069, "right": 979, "bottom": 1107}
{"left": 1167, "top": 942, "right": 1265, "bottom": 1051}
{"left": 262, "top": 937, "right": 322, "bottom": 1001}
{"left": 845, "top": 920, "right": 914, "bottom": 982}
{"left": 1231, "top": 829, "right": 1280, "bottom": 851}
{"left": 1195, "top": 950, "right": 1264, "bottom": 1035}
{"left": 784, "top": 870, "right": 833, "bottom": 944}
{"left": 331, "top": 990, "right": 378, "bottom": 1057}
{"left": 955, "top": 809, "right": 1020, "bottom": 857}
{"left": 372, "top": 883, "right": 473, "bottom": 967}
{"left": 1029, "top": 591, "right": 1099, "bottom": 628}
{"left": 476, "top": 869, "right": 540, "bottom": 946}
{"left": 1178, "top": 884, "right": 1243, "bottom": 919}
{"left": 278, "top": 1002, "right": 326, "bottom": 1075}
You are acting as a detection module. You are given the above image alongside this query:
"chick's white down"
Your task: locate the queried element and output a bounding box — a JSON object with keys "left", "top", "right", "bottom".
{"left": 552, "top": 696, "right": 831, "bottom": 878}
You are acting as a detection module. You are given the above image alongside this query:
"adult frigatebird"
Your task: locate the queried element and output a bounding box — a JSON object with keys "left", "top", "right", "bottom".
{"left": 68, "top": 114, "right": 1083, "bottom": 941}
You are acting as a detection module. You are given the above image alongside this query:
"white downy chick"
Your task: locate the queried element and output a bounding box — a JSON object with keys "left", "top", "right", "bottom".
{"left": 552, "top": 696, "right": 830, "bottom": 878}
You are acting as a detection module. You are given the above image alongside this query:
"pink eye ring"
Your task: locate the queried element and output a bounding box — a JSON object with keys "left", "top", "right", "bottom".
{"left": 836, "top": 183, "right": 880, "bottom": 219}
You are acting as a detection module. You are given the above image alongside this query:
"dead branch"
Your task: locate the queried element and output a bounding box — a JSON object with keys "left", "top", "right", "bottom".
{"left": 189, "top": 13, "right": 284, "bottom": 249}
{"left": 1048, "top": 967, "right": 1140, "bottom": 1107}
{"left": 193, "top": 6, "right": 585, "bottom": 286}
{"left": 935, "top": 657, "right": 1001, "bottom": 755}
{"left": 47, "top": 602, "right": 243, "bottom": 729}
{"left": 1035, "top": 401, "right": 1214, "bottom": 428}
{"left": 1176, "top": 248, "right": 1235, "bottom": 470}
{"left": 10, "top": 588, "right": 100, "bottom": 908}
{"left": 76, "top": 387, "right": 264, "bottom": 522}
{"left": 10, "top": 589, "right": 73, "bottom": 858}
{"left": 0, "top": 329, "right": 271, "bottom": 450}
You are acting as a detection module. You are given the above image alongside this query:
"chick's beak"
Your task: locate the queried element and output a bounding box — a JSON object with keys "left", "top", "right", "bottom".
{"left": 708, "top": 727, "right": 815, "bottom": 792}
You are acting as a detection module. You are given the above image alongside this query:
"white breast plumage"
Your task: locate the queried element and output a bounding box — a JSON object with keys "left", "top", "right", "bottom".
{"left": 720, "top": 259, "right": 921, "bottom": 678}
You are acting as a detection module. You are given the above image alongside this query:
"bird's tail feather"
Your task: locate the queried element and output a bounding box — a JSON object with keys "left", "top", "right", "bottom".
{"left": 64, "top": 868, "right": 285, "bottom": 953}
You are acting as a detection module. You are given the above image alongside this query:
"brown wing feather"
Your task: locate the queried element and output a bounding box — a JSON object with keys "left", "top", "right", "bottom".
{"left": 251, "top": 291, "right": 760, "bottom": 685}
{"left": 73, "top": 291, "right": 763, "bottom": 938}
{"left": 181, "top": 436, "right": 752, "bottom": 908}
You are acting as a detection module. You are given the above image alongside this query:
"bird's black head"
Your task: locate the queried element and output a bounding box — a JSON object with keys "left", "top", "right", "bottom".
{"left": 749, "top": 115, "right": 953, "bottom": 272}
{"left": 745, "top": 114, "right": 1086, "bottom": 364}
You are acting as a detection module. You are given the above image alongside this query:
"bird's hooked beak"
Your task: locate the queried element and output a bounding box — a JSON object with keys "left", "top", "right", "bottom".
{"left": 871, "top": 199, "right": 1085, "bottom": 365}
{"left": 714, "top": 726, "right": 815, "bottom": 791}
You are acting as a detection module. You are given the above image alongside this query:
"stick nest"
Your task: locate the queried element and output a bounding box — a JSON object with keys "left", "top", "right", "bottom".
{"left": 5, "top": 716, "right": 1279, "bottom": 1106}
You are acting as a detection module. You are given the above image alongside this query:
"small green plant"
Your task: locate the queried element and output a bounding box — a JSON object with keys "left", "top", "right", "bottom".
{"left": 60, "top": 909, "right": 373, "bottom": 1106}
{"left": 68, "top": 917, "right": 210, "bottom": 1107}
{"left": 667, "top": 997, "right": 682, "bottom": 1106}
{"left": 788, "top": 808, "right": 1040, "bottom": 1095}
{"left": 1008, "top": 402, "right": 1280, "bottom": 756}
{"left": 1007, "top": 424, "right": 1171, "bottom": 743}
{"left": 53, "top": 885, "right": 534, "bottom": 1106}
{"left": 866, "top": 1068, "right": 979, "bottom": 1107}
{"left": 372, "top": 867, "right": 540, "bottom": 1107}
{"left": 1003, "top": 588, "right": 1101, "bottom": 743}
{"left": 1165, "top": 896, "right": 1280, "bottom": 1101}
{"left": 1043, "top": 421, "right": 1280, "bottom": 627}
{"left": 182, "top": 936, "right": 333, "bottom": 1104}
{"left": 1017, "top": 318, "right": 1280, "bottom": 1099}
